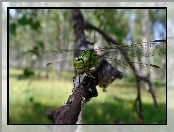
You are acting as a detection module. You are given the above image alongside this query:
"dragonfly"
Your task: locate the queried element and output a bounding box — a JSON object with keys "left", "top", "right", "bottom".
{"left": 27, "top": 39, "right": 169, "bottom": 81}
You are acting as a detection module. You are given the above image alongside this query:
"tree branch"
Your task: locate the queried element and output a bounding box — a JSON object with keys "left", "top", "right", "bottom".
{"left": 46, "top": 74, "right": 98, "bottom": 124}
{"left": 46, "top": 59, "right": 123, "bottom": 125}
{"left": 84, "top": 21, "right": 158, "bottom": 123}
{"left": 46, "top": 9, "right": 158, "bottom": 125}
{"left": 72, "top": 9, "right": 87, "bottom": 57}
{"left": 46, "top": 9, "right": 123, "bottom": 127}
{"left": 83, "top": 21, "right": 138, "bottom": 75}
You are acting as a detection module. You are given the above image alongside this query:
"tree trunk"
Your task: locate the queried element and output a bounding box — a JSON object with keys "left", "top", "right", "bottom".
{"left": 140, "top": 9, "right": 151, "bottom": 76}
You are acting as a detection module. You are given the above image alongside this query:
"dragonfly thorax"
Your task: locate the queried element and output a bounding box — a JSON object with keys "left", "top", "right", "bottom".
{"left": 73, "top": 49, "right": 98, "bottom": 75}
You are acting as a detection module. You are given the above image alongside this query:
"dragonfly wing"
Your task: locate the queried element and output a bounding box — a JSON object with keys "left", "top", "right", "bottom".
{"left": 105, "top": 58, "right": 134, "bottom": 80}
{"left": 45, "top": 60, "right": 74, "bottom": 75}
{"left": 27, "top": 50, "right": 75, "bottom": 62}
{"left": 131, "top": 62, "right": 165, "bottom": 80}
{"left": 27, "top": 50, "right": 76, "bottom": 74}
{"left": 133, "top": 40, "right": 166, "bottom": 57}
{"left": 95, "top": 40, "right": 166, "bottom": 58}
{"left": 105, "top": 58, "right": 166, "bottom": 80}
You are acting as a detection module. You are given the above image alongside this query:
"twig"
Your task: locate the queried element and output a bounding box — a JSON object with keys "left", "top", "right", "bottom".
{"left": 83, "top": 21, "right": 137, "bottom": 75}
{"left": 140, "top": 74, "right": 158, "bottom": 108}
{"left": 84, "top": 21, "right": 158, "bottom": 123}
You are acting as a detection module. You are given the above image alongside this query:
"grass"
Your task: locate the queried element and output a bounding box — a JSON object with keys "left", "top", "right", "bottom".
{"left": 8, "top": 67, "right": 166, "bottom": 124}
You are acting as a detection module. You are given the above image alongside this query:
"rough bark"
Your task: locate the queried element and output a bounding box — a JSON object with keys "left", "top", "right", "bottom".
{"left": 46, "top": 59, "right": 123, "bottom": 124}
{"left": 46, "top": 9, "right": 123, "bottom": 126}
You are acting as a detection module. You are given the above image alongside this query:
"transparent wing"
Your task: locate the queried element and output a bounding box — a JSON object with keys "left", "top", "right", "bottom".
{"left": 27, "top": 49, "right": 75, "bottom": 62}
{"left": 105, "top": 58, "right": 166, "bottom": 80}
{"left": 26, "top": 49, "right": 77, "bottom": 75}
{"left": 133, "top": 40, "right": 166, "bottom": 56}
{"left": 27, "top": 40, "right": 166, "bottom": 63}
{"left": 94, "top": 40, "right": 166, "bottom": 58}
{"left": 45, "top": 60, "right": 74, "bottom": 75}
{"left": 26, "top": 40, "right": 168, "bottom": 79}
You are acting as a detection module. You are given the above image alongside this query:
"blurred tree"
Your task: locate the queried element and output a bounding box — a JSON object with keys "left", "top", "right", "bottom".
{"left": 8, "top": 7, "right": 166, "bottom": 80}
{"left": 127, "top": 9, "right": 166, "bottom": 80}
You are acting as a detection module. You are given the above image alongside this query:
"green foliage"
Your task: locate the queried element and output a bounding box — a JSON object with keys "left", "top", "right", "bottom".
{"left": 36, "top": 40, "right": 44, "bottom": 50}
{"left": 9, "top": 22, "right": 16, "bottom": 36}
{"left": 18, "top": 15, "right": 31, "bottom": 25}
{"left": 17, "top": 68, "right": 35, "bottom": 80}
{"left": 9, "top": 68, "right": 166, "bottom": 124}
{"left": 82, "top": 9, "right": 129, "bottom": 46}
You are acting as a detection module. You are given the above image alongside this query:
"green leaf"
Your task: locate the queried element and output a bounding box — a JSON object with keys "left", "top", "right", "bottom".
{"left": 9, "top": 23, "right": 16, "bottom": 36}
{"left": 18, "top": 15, "right": 30, "bottom": 25}
{"left": 37, "top": 40, "right": 44, "bottom": 50}
{"left": 30, "top": 20, "right": 41, "bottom": 31}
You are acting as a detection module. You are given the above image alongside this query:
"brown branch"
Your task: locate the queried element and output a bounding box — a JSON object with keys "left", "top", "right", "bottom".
{"left": 72, "top": 9, "right": 87, "bottom": 57}
{"left": 46, "top": 9, "right": 123, "bottom": 126}
{"left": 83, "top": 21, "right": 137, "bottom": 76}
{"left": 140, "top": 74, "right": 158, "bottom": 108}
{"left": 84, "top": 21, "right": 158, "bottom": 123}
{"left": 46, "top": 75, "right": 98, "bottom": 124}
{"left": 46, "top": 59, "right": 123, "bottom": 125}
{"left": 134, "top": 78, "right": 144, "bottom": 123}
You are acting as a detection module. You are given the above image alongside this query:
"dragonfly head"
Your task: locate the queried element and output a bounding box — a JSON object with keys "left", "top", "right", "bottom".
{"left": 73, "top": 56, "right": 85, "bottom": 74}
